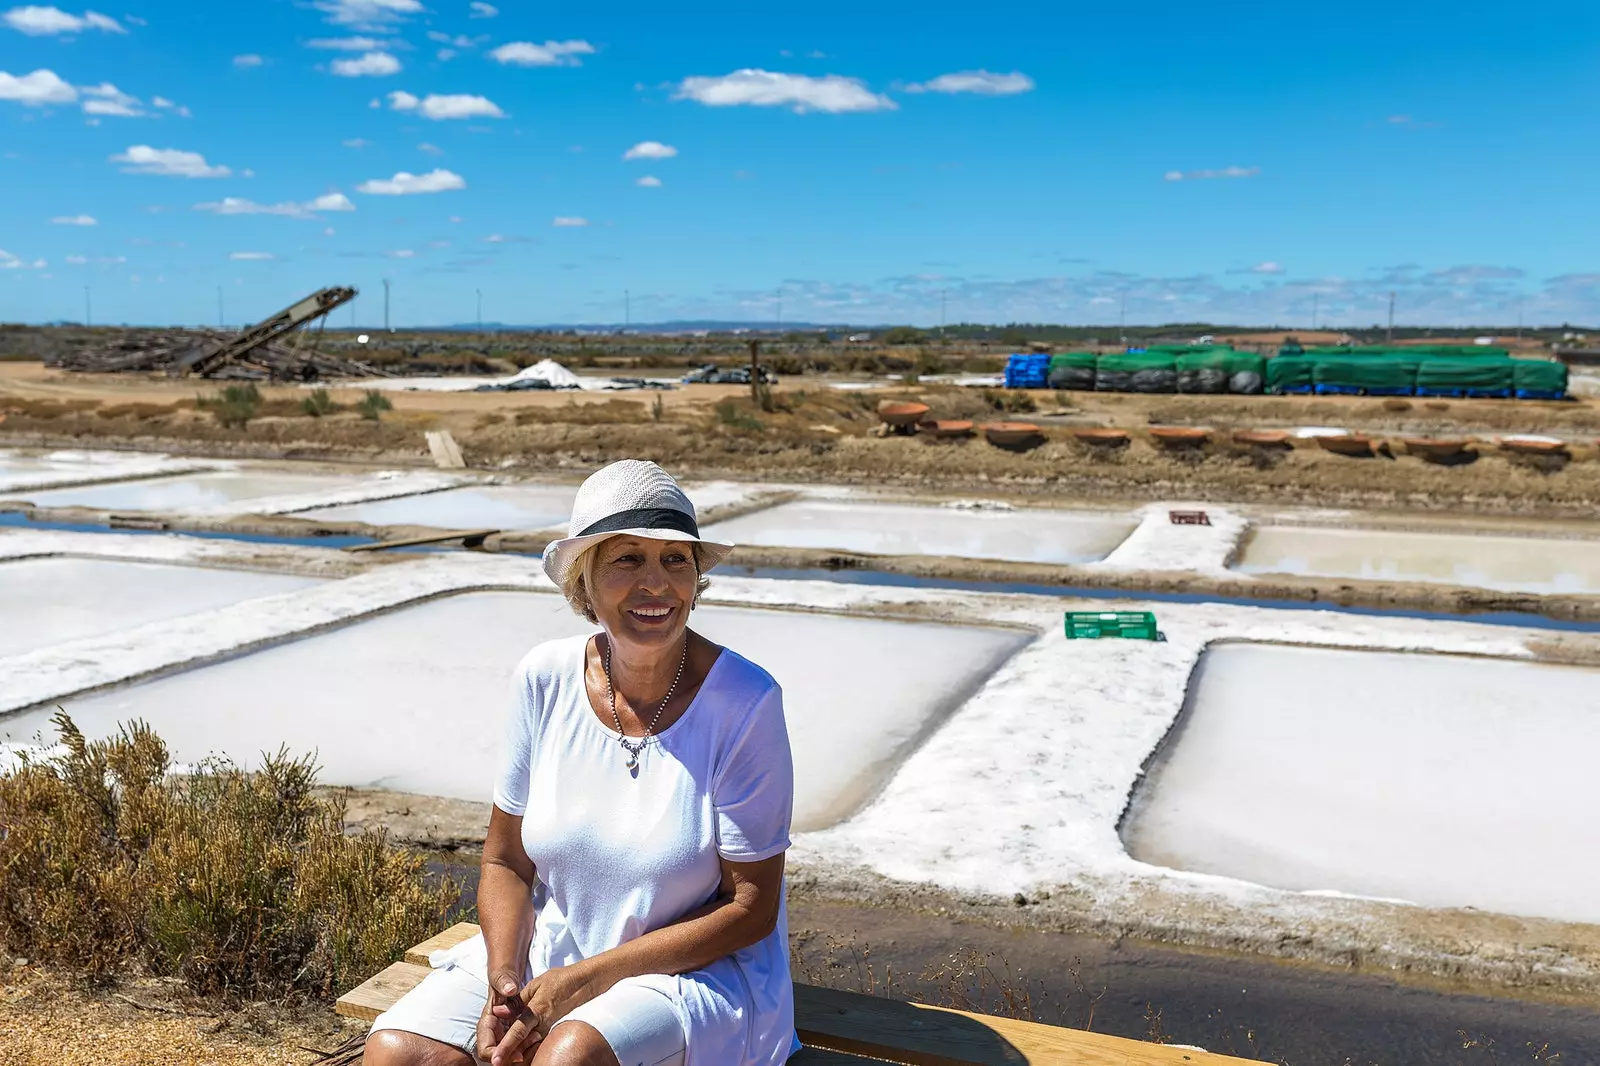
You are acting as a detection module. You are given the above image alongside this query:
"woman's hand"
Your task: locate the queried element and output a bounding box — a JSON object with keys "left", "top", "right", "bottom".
{"left": 477, "top": 967, "right": 539, "bottom": 1066}
{"left": 491, "top": 964, "right": 597, "bottom": 1066}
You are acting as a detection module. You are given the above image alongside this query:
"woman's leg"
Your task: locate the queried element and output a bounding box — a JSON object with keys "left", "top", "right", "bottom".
{"left": 531, "top": 1021, "right": 621, "bottom": 1066}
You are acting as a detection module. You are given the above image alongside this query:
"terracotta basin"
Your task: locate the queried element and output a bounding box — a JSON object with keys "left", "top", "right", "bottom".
{"left": 1501, "top": 437, "right": 1568, "bottom": 455}
{"left": 1232, "top": 429, "right": 1292, "bottom": 447}
{"left": 877, "top": 400, "right": 930, "bottom": 427}
{"left": 1149, "top": 426, "right": 1210, "bottom": 447}
{"left": 983, "top": 421, "right": 1044, "bottom": 447}
{"left": 1315, "top": 434, "right": 1375, "bottom": 457}
{"left": 1402, "top": 437, "right": 1471, "bottom": 460}
{"left": 1073, "top": 428, "right": 1130, "bottom": 447}
{"left": 916, "top": 418, "right": 974, "bottom": 439}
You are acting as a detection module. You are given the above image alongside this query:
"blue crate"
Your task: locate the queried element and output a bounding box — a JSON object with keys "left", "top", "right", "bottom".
{"left": 1366, "top": 387, "right": 1415, "bottom": 397}
{"left": 1464, "top": 388, "right": 1513, "bottom": 399}
{"left": 1314, "top": 384, "right": 1364, "bottom": 396}
{"left": 1004, "top": 353, "right": 1051, "bottom": 389}
{"left": 1416, "top": 387, "right": 1466, "bottom": 398}
{"left": 1515, "top": 389, "right": 1567, "bottom": 401}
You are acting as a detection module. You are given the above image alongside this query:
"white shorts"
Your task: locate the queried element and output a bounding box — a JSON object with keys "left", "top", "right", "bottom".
{"left": 372, "top": 964, "right": 687, "bottom": 1066}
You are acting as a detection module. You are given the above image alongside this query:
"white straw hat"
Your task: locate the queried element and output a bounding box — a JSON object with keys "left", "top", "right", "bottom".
{"left": 541, "top": 459, "right": 734, "bottom": 586}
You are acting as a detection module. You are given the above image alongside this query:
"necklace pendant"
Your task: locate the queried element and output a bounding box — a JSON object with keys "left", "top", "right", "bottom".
{"left": 625, "top": 750, "right": 639, "bottom": 772}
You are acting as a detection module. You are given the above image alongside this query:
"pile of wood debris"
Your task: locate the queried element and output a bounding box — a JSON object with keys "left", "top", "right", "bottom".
{"left": 48, "top": 329, "right": 391, "bottom": 380}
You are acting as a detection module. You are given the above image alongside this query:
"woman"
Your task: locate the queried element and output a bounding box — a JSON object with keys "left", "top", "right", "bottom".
{"left": 367, "top": 459, "right": 797, "bottom": 1066}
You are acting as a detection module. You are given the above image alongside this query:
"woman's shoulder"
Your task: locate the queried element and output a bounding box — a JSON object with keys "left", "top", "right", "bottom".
{"left": 703, "top": 643, "right": 782, "bottom": 706}
{"left": 513, "top": 632, "right": 590, "bottom": 687}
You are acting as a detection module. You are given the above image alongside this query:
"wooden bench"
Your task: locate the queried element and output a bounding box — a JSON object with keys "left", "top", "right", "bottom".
{"left": 338, "top": 923, "right": 1264, "bottom": 1065}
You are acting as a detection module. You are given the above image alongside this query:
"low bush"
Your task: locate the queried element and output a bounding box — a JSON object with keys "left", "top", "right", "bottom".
{"left": 0, "top": 713, "right": 457, "bottom": 998}
{"left": 301, "top": 388, "right": 339, "bottom": 417}
{"left": 356, "top": 389, "right": 393, "bottom": 421}
{"left": 198, "top": 383, "right": 262, "bottom": 428}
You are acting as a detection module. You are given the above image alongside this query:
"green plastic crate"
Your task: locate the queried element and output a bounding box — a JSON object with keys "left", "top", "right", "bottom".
{"left": 1064, "top": 610, "right": 1160, "bottom": 640}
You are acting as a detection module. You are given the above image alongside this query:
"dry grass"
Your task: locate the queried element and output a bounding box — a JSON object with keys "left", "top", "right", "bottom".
{"left": 0, "top": 713, "right": 458, "bottom": 1000}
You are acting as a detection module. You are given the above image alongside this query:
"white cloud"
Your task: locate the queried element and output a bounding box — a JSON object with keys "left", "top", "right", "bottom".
{"left": 483, "top": 233, "right": 504, "bottom": 242}
{"left": 331, "top": 51, "right": 400, "bottom": 77}
{"left": 112, "top": 144, "right": 231, "bottom": 177}
{"left": 904, "top": 69, "right": 1034, "bottom": 96}
{"left": 50, "top": 213, "right": 95, "bottom": 225}
{"left": 623, "top": 140, "right": 676, "bottom": 160}
{"left": 65, "top": 254, "right": 86, "bottom": 264}
{"left": 342, "top": 137, "right": 371, "bottom": 148}
{"left": 3, "top": 6, "right": 125, "bottom": 36}
{"left": 355, "top": 168, "right": 465, "bottom": 194}
{"left": 80, "top": 81, "right": 143, "bottom": 116}
{"left": 232, "top": 54, "right": 264, "bottom": 69}
{"left": 194, "top": 191, "right": 355, "bottom": 219}
{"left": 426, "top": 31, "right": 481, "bottom": 48}
{"left": 229, "top": 251, "right": 274, "bottom": 260}
{"left": 307, "top": 35, "right": 382, "bottom": 50}
{"left": 417, "top": 141, "right": 442, "bottom": 155}
{"left": 674, "top": 69, "right": 895, "bottom": 114}
{"left": 1250, "top": 261, "right": 1284, "bottom": 274}
{"left": 635, "top": 175, "right": 661, "bottom": 187}
{"left": 0, "top": 249, "right": 47, "bottom": 269}
{"left": 386, "top": 248, "right": 414, "bottom": 258}
{"left": 313, "top": 0, "right": 421, "bottom": 29}
{"left": 436, "top": 48, "right": 456, "bottom": 61}
{"left": 0, "top": 68, "right": 77, "bottom": 105}
{"left": 552, "top": 216, "right": 587, "bottom": 227}
{"left": 468, "top": 1, "right": 496, "bottom": 16}
{"left": 448, "top": 215, "right": 463, "bottom": 223}
{"left": 387, "top": 89, "right": 503, "bottom": 119}
{"left": 489, "top": 39, "right": 594, "bottom": 67}
{"left": 1164, "top": 165, "right": 1260, "bottom": 181}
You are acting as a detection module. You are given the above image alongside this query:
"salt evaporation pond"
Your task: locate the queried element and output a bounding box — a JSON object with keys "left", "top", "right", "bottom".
{"left": 0, "top": 557, "right": 323, "bottom": 658}
{"left": 703, "top": 500, "right": 1135, "bottom": 565}
{"left": 295, "top": 481, "right": 750, "bottom": 532}
{"left": 15, "top": 471, "right": 349, "bottom": 512}
{"left": 1121, "top": 643, "right": 1600, "bottom": 924}
{"left": 1235, "top": 525, "right": 1600, "bottom": 595}
{"left": 13, "top": 592, "right": 1027, "bottom": 830}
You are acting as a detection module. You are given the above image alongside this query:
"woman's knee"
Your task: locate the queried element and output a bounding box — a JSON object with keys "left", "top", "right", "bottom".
{"left": 533, "top": 1021, "right": 621, "bottom": 1066}
{"left": 363, "top": 1028, "right": 474, "bottom": 1066}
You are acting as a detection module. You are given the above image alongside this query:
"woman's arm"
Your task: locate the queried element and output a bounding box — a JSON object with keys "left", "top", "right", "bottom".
{"left": 491, "top": 851, "right": 784, "bottom": 1063}
{"left": 480, "top": 804, "right": 537, "bottom": 985}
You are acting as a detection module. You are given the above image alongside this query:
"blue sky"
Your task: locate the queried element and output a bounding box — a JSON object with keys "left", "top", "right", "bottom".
{"left": 2, "top": 0, "right": 1598, "bottom": 328}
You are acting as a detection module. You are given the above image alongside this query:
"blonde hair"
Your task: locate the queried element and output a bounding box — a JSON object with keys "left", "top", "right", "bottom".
{"left": 559, "top": 538, "right": 713, "bottom": 624}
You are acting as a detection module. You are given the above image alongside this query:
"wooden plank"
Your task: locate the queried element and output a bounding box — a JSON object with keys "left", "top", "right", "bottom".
{"left": 344, "top": 528, "right": 498, "bottom": 552}
{"left": 796, "top": 984, "right": 1262, "bottom": 1066}
{"left": 404, "top": 921, "right": 482, "bottom": 966}
{"left": 336, "top": 960, "right": 431, "bottom": 1023}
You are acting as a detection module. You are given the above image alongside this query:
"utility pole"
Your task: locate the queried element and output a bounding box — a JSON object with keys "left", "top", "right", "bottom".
{"left": 83, "top": 285, "right": 91, "bottom": 327}
{"left": 748, "top": 339, "right": 761, "bottom": 403}
{"left": 1386, "top": 290, "right": 1395, "bottom": 343}
{"left": 476, "top": 288, "right": 483, "bottom": 333}
{"left": 383, "top": 279, "right": 391, "bottom": 332}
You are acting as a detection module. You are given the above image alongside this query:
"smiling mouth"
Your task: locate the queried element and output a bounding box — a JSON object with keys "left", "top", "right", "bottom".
{"left": 628, "top": 605, "right": 675, "bottom": 620}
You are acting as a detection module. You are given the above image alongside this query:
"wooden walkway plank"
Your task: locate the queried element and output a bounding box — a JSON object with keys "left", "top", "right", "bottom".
{"left": 336, "top": 960, "right": 430, "bottom": 1023}
{"left": 403, "top": 921, "right": 482, "bottom": 966}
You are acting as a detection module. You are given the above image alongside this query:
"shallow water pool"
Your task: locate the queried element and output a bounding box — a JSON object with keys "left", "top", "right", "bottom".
{"left": 1234, "top": 525, "right": 1600, "bottom": 595}
{"left": 16, "top": 591, "right": 1028, "bottom": 831}
{"left": 0, "top": 557, "right": 324, "bottom": 658}
{"left": 704, "top": 500, "right": 1136, "bottom": 565}
{"left": 1121, "top": 643, "right": 1600, "bottom": 923}
{"left": 16, "top": 471, "right": 351, "bottom": 512}
{"left": 294, "top": 481, "right": 751, "bottom": 532}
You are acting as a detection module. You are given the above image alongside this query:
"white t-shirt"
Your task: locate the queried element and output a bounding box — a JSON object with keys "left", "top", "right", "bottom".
{"left": 484, "top": 633, "right": 797, "bottom": 1066}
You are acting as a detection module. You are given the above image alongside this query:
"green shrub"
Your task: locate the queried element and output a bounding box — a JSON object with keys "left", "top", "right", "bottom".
{"left": 714, "top": 398, "right": 763, "bottom": 432}
{"left": 651, "top": 392, "right": 666, "bottom": 422}
{"left": 301, "top": 388, "right": 339, "bottom": 418}
{"left": 0, "top": 713, "right": 457, "bottom": 997}
{"left": 198, "top": 383, "right": 262, "bottom": 428}
{"left": 356, "top": 389, "right": 394, "bottom": 421}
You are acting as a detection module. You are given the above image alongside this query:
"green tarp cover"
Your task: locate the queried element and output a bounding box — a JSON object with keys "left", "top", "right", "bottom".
{"left": 1047, "top": 351, "right": 1097, "bottom": 390}
{"left": 1266, "top": 355, "right": 1316, "bottom": 390}
{"left": 1048, "top": 352, "right": 1098, "bottom": 368}
{"left": 1312, "top": 356, "right": 1417, "bottom": 391}
{"left": 1097, "top": 351, "right": 1177, "bottom": 393}
{"left": 1099, "top": 352, "right": 1178, "bottom": 371}
{"left": 1415, "top": 358, "right": 1514, "bottom": 390}
{"left": 1511, "top": 359, "right": 1568, "bottom": 392}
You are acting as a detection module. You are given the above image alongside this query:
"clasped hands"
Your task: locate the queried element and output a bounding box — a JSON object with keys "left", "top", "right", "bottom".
{"left": 475, "top": 963, "right": 593, "bottom": 1066}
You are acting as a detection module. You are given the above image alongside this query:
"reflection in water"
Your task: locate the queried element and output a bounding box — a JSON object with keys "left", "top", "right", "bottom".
{"left": 1236, "top": 526, "right": 1600, "bottom": 594}
{"left": 19, "top": 471, "right": 347, "bottom": 512}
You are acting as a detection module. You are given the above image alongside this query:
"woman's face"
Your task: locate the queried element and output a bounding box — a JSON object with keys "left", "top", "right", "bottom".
{"left": 587, "top": 535, "right": 698, "bottom": 652}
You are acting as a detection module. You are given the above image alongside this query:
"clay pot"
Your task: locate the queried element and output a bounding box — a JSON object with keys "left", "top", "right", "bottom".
{"left": 1402, "top": 437, "right": 1471, "bottom": 461}
{"left": 1232, "top": 429, "right": 1292, "bottom": 447}
{"left": 876, "top": 400, "right": 930, "bottom": 428}
{"left": 983, "top": 421, "right": 1044, "bottom": 448}
{"left": 1148, "top": 426, "right": 1210, "bottom": 448}
{"left": 916, "top": 419, "right": 974, "bottom": 439}
{"left": 1073, "top": 428, "right": 1130, "bottom": 447}
{"left": 1315, "top": 434, "right": 1376, "bottom": 457}
{"left": 1501, "top": 437, "right": 1568, "bottom": 456}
